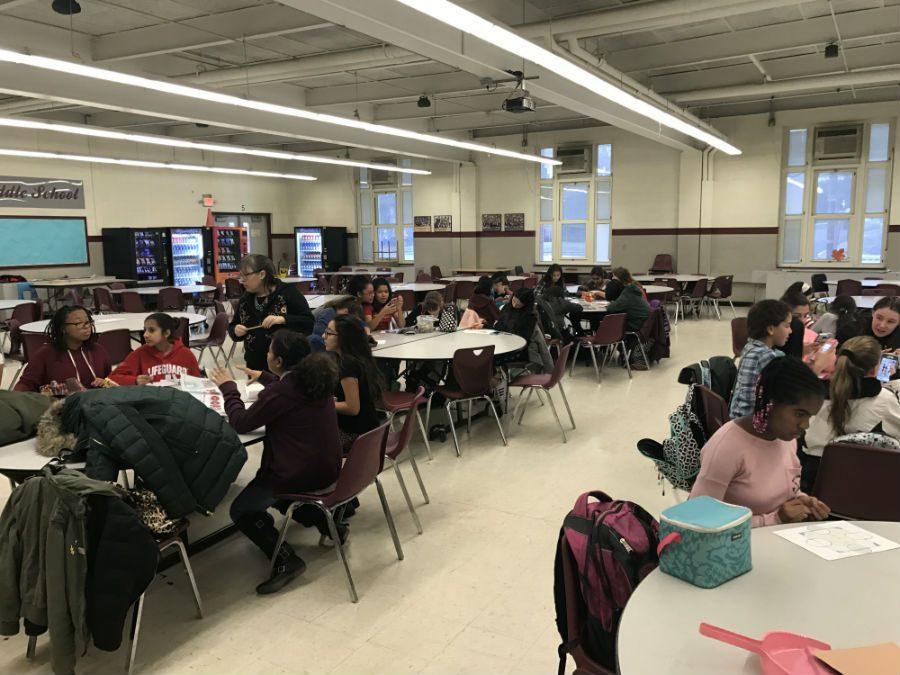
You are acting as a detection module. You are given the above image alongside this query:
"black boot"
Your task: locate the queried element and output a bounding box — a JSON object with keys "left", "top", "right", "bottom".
{"left": 256, "top": 544, "right": 306, "bottom": 595}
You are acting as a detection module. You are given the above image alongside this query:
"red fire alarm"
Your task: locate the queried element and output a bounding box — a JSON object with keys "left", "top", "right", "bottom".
{"left": 201, "top": 194, "right": 215, "bottom": 207}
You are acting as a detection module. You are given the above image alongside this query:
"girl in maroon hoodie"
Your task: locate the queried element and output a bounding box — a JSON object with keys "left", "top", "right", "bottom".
{"left": 15, "top": 305, "right": 111, "bottom": 395}
{"left": 109, "top": 312, "right": 201, "bottom": 385}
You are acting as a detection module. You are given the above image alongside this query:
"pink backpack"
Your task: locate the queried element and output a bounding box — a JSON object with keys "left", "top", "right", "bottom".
{"left": 553, "top": 491, "right": 659, "bottom": 673}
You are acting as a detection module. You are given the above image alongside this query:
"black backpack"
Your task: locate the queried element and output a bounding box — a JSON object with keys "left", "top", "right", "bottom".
{"left": 678, "top": 356, "right": 737, "bottom": 402}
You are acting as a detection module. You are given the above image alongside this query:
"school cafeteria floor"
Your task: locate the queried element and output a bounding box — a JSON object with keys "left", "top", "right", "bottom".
{"left": 0, "top": 312, "right": 739, "bottom": 674}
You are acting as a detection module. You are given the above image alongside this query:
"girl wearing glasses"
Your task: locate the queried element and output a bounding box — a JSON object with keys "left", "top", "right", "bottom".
{"left": 229, "top": 254, "right": 314, "bottom": 371}
{"left": 15, "top": 305, "right": 112, "bottom": 395}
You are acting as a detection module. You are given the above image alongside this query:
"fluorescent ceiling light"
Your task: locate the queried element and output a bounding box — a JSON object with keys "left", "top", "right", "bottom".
{"left": 393, "top": 0, "right": 742, "bottom": 156}
{"left": 0, "top": 117, "right": 431, "bottom": 175}
{"left": 0, "top": 48, "right": 560, "bottom": 166}
{"left": 0, "top": 148, "right": 317, "bottom": 181}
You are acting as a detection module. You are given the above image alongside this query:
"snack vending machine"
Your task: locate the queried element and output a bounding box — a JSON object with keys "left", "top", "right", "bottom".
{"left": 209, "top": 226, "right": 247, "bottom": 283}
{"left": 102, "top": 227, "right": 171, "bottom": 284}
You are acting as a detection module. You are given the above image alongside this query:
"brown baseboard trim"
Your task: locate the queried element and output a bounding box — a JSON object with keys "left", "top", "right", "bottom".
{"left": 87, "top": 235, "right": 102, "bottom": 243}
{"left": 889, "top": 224, "right": 900, "bottom": 233}
{"left": 613, "top": 227, "right": 779, "bottom": 236}
{"left": 415, "top": 230, "right": 533, "bottom": 238}
{"left": 270, "top": 233, "right": 293, "bottom": 239}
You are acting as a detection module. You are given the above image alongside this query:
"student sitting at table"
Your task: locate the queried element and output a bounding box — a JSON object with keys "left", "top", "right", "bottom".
{"left": 109, "top": 312, "right": 201, "bottom": 385}
{"left": 490, "top": 272, "right": 511, "bottom": 308}
{"left": 468, "top": 276, "right": 501, "bottom": 325}
{"left": 348, "top": 275, "right": 401, "bottom": 332}
{"left": 541, "top": 285, "right": 584, "bottom": 341}
{"left": 596, "top": 266, "right": 635, "bottom": 302}
{"left": 780, "top": 289, "right": 813, "bottom": 359}
{"left": 325, "top": 314, "right": 384, "bottom": 451}
{"left": 310, "top": 296, "right": 362, "bottom": 352}
{"left": 860, "top": 296, "right": 900, "bottom": 351}
{"left": 812, "top": 295, "right": 857, "bottom": 338}
{"left": 730, "top": 299, "right": 793, "bottom": 418}
{"left": 690, "top": 356, "right": 830, "bottom": 527}
{"left": 578, "top": 266, "right": 606, "bottom": 293}
{"left": 371, "top": 277, "right": 404, "bottom": 330}
{"left": 536, "top": 264, "right": 569, "bottom": 296}
{"left": 15, "top": 305, "right": 112, "bottom": 395}
{"left": 604, "top": 272, "right": 652, "bottom": 369}
{"left": 495, "top": 287, "right": 537, "bottom": 342}
{"left": 229, "top": 254, "right": 314, "bottom": 371}
{"left": 803, "top": 336, "right": 900, "bottom": 480}
{"left": 405, "top": 290, "right": 459, "bottom": 332}
{"left": 210, "top": 331, "right": 342, "bottom": 595}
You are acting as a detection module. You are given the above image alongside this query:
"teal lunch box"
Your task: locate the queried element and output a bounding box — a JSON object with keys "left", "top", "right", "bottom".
{"left": 657, "top": 496, "right": 752, "bottom": 588}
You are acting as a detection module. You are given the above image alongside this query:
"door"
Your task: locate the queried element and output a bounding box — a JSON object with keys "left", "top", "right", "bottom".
{"left": 213, "top": 213, "right": 270, "bottom": 257}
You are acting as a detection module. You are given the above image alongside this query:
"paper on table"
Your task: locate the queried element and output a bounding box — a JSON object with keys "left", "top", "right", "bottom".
{"left": 463, "top": 329, "right": 499, "bottom": 334}
{"left": 773, "top": 521, "right": 900, "bottom": 561}
{"left": 814, "top": 643, "right": 900, "bottom": 675}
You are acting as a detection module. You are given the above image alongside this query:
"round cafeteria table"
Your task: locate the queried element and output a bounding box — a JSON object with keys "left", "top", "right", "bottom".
{"left": 394, "top": 282, "right": 445, "bottom": 293}
{"left": 441, "top": 275, "right": 527, "bottom": 283}
{"left": 565, "top": 284, "right": 672, "bottom": 296}
{"left": 825, "top": 279, "right": 900, "bottom": 289}
{"left": 633, "top": 274, "right": 707, "bottom": 283}
{"left": 372, "top": 329, "right": 526, "bottom": 360}
{"left": 110, "top": 284, "right": 215, "bottom": 295}
{"left": 818, "top": 295, "right": 882, "bottom": 310}
{"left": 617, "top": 521, "right": 900, "bottom": 674}
{"left": 0, "top": 299, "right": 33, "bottom": 311}
{"left": 305, "top": 294, "right": 346, "bottom": 309}
{"left": 20, "top": 311, "right": 207, "bottom": 334}
{"left": 281, "top": 276, "right": 316, "bottom": 284}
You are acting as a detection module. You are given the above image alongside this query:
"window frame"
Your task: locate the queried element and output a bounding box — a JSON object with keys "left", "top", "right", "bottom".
{"left": 778, "top": 121, "right": 893, "bottom": 268}
{"left": 535, "top": 143, "right": 612, "bottom": 265}
{"left": 356, "top": 170, "right": 414, "bottom": 264}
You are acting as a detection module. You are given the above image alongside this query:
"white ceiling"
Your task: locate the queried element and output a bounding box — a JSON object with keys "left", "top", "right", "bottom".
{"left": 0, "top": 0, "right": 897, "bottom": 158}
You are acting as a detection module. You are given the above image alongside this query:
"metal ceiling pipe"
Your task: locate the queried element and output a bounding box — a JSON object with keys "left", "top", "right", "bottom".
{"left": 671, "top": 68, "right": 900, "bottom": 103}
{"left": 516, "top": 0, "right": 804, "bottom": 40}
{"left": 173, "top": 45, "right": 427, "bottom": 88}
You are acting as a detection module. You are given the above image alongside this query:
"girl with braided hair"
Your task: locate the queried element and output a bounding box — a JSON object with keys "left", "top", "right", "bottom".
{"left": 690, "top": 356, "right": 831, "bottom": 527}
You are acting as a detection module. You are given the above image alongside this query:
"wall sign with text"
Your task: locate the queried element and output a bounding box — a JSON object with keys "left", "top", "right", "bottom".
{"left": 0, "top": 176, "right": 85, "bottom": 209}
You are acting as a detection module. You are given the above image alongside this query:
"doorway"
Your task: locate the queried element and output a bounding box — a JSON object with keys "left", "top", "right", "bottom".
{"left": 213, "top": 213, "right": 271, "bottom": 257}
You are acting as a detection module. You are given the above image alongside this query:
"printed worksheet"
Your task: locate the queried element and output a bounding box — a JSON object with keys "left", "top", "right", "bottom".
{"left": 774, "top": 521, "right": 900, "bottom": 561}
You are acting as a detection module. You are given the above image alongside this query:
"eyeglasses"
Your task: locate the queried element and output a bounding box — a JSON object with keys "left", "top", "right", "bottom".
{"left": 238, "top": 270, "right": 261, "bottom": 280}
{"left": 65, "top": 320, "right": 93, "bottom": 328}
{"left": 324, "top": 329, "right": 338, "bottom": 336}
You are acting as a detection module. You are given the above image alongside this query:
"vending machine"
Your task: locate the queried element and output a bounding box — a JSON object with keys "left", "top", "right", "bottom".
{"left": 169, "top": 227, "right": 207, "bottom": 286}
{"left": 102, "top": 228, "right": 171, "bottom": 284}
{"left": 294, "top": 227, "right": 348, "bottom": 276}
{"left": 209, "top": 226, "right": 247, "bottom": 283}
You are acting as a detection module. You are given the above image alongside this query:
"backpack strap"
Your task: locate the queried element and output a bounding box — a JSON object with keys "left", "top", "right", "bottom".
{"left": 572, "top": 491, "right": 613, "bottom": 517}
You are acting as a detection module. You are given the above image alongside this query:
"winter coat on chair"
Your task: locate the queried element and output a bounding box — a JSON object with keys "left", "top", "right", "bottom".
{"left": 0, "top": 390, "right": 51, "bottom": 445}
{"left": 58, "top": 386, "right": 247, "bottom": 518}
{"left": 0, "top": 466, "right": 157, "bottom": 675}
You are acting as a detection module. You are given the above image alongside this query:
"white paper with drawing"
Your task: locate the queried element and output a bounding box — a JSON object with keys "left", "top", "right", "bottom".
{"left": 774, "top": 521, "right": 899, "bottom": 560}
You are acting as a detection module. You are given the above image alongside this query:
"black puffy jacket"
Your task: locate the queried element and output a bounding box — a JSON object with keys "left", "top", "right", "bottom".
{"left": 61, "top": 387, "right": 247, "bottom": 518}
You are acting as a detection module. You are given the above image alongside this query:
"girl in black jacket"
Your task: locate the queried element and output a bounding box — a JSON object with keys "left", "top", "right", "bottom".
{"left": 496, "top": 287, "right": 537, "bottom": 341}
{"left": 229, "top": 255, "right": 314, "bottom": 370}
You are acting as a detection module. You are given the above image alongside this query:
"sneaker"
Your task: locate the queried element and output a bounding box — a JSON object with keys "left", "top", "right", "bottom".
{"left": 630, "top": 361, "right": 649, "bottom": 371}
{"left": 318, "top": 521, "right": 350, "bottom": 547}
{"left": 255, "top": 554, "right": 306, "bottom": 595}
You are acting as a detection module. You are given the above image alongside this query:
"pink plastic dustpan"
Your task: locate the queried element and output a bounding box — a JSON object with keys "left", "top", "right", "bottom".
{"left": 699, "top": 623, "right": 833, "bottom": 675}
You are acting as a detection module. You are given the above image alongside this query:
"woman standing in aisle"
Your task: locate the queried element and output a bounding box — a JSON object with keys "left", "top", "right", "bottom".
{"left": 229, "top": 254, "right": 314, "bottom": 371}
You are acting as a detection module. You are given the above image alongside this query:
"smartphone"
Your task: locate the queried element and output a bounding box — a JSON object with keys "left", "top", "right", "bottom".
{"left": 818, "top": 342, "right": 833, "bottom": 354}
{"left": 815, "top": 332, "right": 833, "bottom": 343}
{"left": 877, "top": 355, "right": 898, "bottom": 383}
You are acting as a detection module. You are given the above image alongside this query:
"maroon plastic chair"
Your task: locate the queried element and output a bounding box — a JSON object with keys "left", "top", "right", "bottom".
{"left": 109, "top": 282, "right": 126, "bottom": 291}
{"left": 682, "top": 278, "right": 708, "bottom": 318}
{"left": 875, "top": 284, "right": 899, "bottom": 297}
{"left": 626, "top": 309, "right": 659, "bottom": 369}
{"left": 571, "top": 313, "right": 630, "bottom": 382}
{"left": 510, "top": 343, "right": 575, "bottom": 442}
{"left": 98, "top": 329, "right": 133, "bottom": 366}
{"left": 415, "top": 272, "right": 432, "bottom": 283}
{"left": 7, "top": 328, "right": 48, "bottom": 389}
{"left": 157, "top": 287, "right": 185, "bottom": 312}
{"left": 696, "top": 385, "right": 729, "bottom": 438}
{"left": 1, "top": 302, "right": 38, "bottom": 353}
{"left": 454, "top": 281, "right": 475, "bottom": 306}
{"left": 296, "top": 280, "right": 313, "bottom": 294}
{"left": 392, "top": 272, "right": 405, "bottom": 283}
{"left": 509, "top": 279, "right": 524, "bottom": 292}
{"left": 441, "top": 282, "right": 456, "bottom": 305}
{"left": 168, "top": 317, "right": 190, "bottom": 347}
{"left": 272, "top": 423, "right": 402, "bottom": 603}
{"left": 861, "top": 288, "right": 881, "bottom": 297}
{"left": 835, "top": 279, "right": 862, "bottom": 297}
{"left": 67, "top": 288, "right": 83, "bottom": 307}
{"left": 190, "top": 313, "right": 230, "bottom": 371}
{"left": 379, "top": 387, "right": 432, "bottom": 462}
{"left": 731, "top": 317, "right": 748, "bottom": 359}
{"left": 813, "top": 442, "right": 900, "bottom": 520}
{"left": 120, "top": 292, "right": 145, "bottom": 313}
{"left": 224, "top": 277, "right": 243, "bottom": 300}
{"left": 380, "top": 387, "right": 431, "bottom": 533}
{"left": 649, "top": 253, "right": 674, "bottom": 275}
{"left": 395, "top": 290, "right": 415, "bottom": 317}
{"left": 436, "top": 345, "right": 507, "bottom": 457}
{"left": 705, "top": 275, "right": 735, "bottom": 319}
{"left": 93, "top": 287, "right": 117, "bottom": 314}
{"left": 430, "top": 265, "right": 442, "bottom": 280}
{"left": 656, "top": 278, "right": 683, "bottom": 323}
{"left": 376, "top": 267, "right": 391, "bottom": 273}
{"left": 523, "top": 275, "right": 538, "bottom": 289}
{"left": 315, "top": 274, "right": 333, "bottom": 294}
{"left": 338, "top": 266, "right": 351, "bottom": 272}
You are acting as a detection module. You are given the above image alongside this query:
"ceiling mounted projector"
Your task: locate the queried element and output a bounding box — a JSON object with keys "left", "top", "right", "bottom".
{"left": 51, "top": 0, "right": 81, "bottom": 15}
{"left": 502, "top": 72, "right": 535, "bottom": 114}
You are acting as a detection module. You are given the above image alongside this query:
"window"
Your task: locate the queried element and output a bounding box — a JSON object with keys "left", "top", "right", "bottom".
{"left": 779, "top": 123, "right": 893, "bottom": 266}
{"left": 536, "top": 143, "right": 612, "bottom": 264}
{"left": 357, "top": 166, "right": 415, "bottom": 262}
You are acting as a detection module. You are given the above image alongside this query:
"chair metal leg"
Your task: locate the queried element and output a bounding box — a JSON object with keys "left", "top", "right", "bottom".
{"left": 541, "top": 389, "right": 567, "bottom": 443}
{"left": 557, "top": 382, "right": 576, "bottom": 429}
{"left": 728, "top": 299, "right": 736, "bottom": 318}
{"left": 517, "top": 388, "right": 534, "bottom": 425}
{"left": 589, "top": 345, "right": 601, "bottom": 382}
{"left": 445, "top": 401, "right": 461, "bottom": 457}
{"left": 269, "top": 502, "right": 299, "bottom": 576}
{"left": 25, "top": 635, "right": 36, "bottom": 660}
{"left": 619, "top": 341, "right": 633, "bottom": 379}
{"left": 637, "top": 339, "right": 650, "bottom": 369}
{"left": 125, "top": 592, "right": 145, "bottom": 673}
{"left": 7, "top": 364, "right": 23, "bottom": 390}
{"left": 392, "top": 461, "right": 423, "bottom": 534}
{"left": 511, "top": 387, "right": 527, "bottom": 425}
{"left": 170, "top": 538, "right": 203, "bottom": 618}
{"left": 414, "top": 409, "right": 433, "bottom": 461}
{"left": 425, "top": 392, "right": 434, "bottom": 431}
{"left": 407, "top": 449, "right": 430, "bottom": 504}
{"left": 483, "top": 395, "right": 508, "bottom": 446}
{"left": 375, "top": 477, "right": 404, "bottom": 561}
{"left": 323, "top": 507, "right": 358, "bottom": 603}
{"left": 195, "top": 346, "right": 206, "bottom": 366}
{"left": 466, "top": 399, "right": 472, "bottom": 436}
{"left": 570, "top": 341, "right": 581, "bottom": 377}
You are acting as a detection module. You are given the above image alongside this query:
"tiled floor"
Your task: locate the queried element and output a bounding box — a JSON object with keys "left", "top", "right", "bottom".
{"left": 0, "top": 312, "right": 739, "bottom": 674}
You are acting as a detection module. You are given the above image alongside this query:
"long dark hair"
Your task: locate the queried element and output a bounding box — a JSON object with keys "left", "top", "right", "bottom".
{"left": 827, "top": 295, "right": 858, "bottom": 334}
{"left": 331, "top": 314, "right": 384, "bottom": 403}
{"left": 542, "top": 264, "right": 564, "bottom": 286}
{"left": 145, "top": 312, "right": 180, "bottom": 343}
{"left": 45, "top": 305, "right": 97, "bottom": 351}
{"left": 474, "top": 275, "right": 492, "bottom": 296}
{"left": 270, "top": 330, "right": 337, "bottom": 400}
{"left": 371, "top": 277, "right": 393, "bottom": 312}
{"left": 239, "top": 254, "right": 278, "bottom": 293}
{"left": 752, "top": 356, "right": 824, "bottom": 420}
{"left": 346, "top": 275, "right": 372, "bottom": 300}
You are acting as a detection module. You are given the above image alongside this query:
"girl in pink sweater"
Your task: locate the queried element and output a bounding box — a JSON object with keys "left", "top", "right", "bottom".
{"left": 690, "top": 356, "right": 831, "bottom": 527}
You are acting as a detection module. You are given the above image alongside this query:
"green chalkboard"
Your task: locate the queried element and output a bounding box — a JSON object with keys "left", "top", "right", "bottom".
{"left": 0, "top": 217, "right": 89, "bottom": 268}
